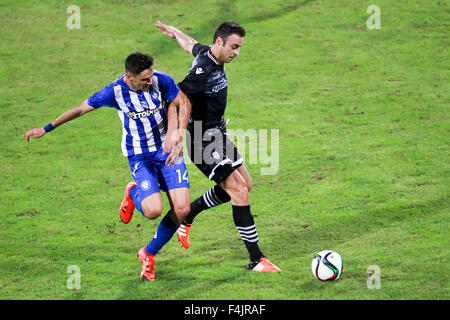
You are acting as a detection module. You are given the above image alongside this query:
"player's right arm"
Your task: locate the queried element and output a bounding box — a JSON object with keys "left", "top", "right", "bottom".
{"left": 23, "top": 100, "right": 95, "bottom": 141}
{"left": 155, "top": 21, "right": 198, "bottom": 54}
{"left": 24, "top": 82, "right": 115, "bottom": 141}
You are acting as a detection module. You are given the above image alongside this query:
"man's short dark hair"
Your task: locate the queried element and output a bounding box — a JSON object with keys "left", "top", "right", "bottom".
{"left": 125, "top": 52, "right": 154, "bottom": 75}
{"left": 213, "top": 21, "right": 246, "bottom": 44}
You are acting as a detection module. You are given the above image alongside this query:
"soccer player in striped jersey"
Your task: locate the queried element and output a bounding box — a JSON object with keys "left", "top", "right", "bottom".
{"left": 23, "top": 52, "right": 192, "bottom": 281}
{"left": 155, "top": 21, "right": 280, "bottom": 272}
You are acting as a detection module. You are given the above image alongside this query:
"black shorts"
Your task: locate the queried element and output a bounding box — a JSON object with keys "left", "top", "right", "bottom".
{"left": 187, "top": 126, "right": 243, "bottom": 184}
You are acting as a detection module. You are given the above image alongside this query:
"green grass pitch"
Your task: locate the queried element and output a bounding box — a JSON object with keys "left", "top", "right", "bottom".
{"left": 0, "top": 0, "right": 448, "bottom": 300}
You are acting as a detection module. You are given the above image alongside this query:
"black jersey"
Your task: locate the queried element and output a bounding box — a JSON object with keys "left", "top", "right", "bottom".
{"left": 178, "top": 43, "right": 228, "bottom": 130}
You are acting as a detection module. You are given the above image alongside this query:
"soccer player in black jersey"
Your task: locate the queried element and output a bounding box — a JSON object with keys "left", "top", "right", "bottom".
{"left": 155, "top": 21, "right": 280, "bottom": 272}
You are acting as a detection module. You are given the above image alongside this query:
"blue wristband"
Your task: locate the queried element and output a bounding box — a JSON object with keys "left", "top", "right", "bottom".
{"left": 43, "top": 123, "right": 54, "bottom": 132}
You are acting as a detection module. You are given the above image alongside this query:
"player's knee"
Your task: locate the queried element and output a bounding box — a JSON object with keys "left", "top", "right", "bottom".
{"left": 224, "top": 179, "right": 249, "bottom": 204}
{"left": 233, "top": 184, "right": 249, "bottom": 203}
{"left": 141, "top": 203, "right": 163, "bottom": 220}
{"left": 236, "top": 181, "right": 249, "bottom": 195}
{"left": 172, "top": 202, "right": 190, "bottom": 221}
{"left": 143, "top": 209, "right": 162, "bottom": 220}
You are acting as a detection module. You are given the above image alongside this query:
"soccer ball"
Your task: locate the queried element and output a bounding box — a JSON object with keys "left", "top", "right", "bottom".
{"left": 311, "top": 250, "right": 344, "bottom": 281}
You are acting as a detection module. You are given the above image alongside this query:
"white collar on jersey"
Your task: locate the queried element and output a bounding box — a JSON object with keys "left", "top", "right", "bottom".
{"left": 206, "top": 46, "right": 220, "bottom": 65}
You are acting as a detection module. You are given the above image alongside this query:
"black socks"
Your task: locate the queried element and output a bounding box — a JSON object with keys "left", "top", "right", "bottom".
{"left": 183, "top": 185, "right": 231, "bottom": 225}
{"left": 232, "top": 205, "right": 264, "bottom": 262}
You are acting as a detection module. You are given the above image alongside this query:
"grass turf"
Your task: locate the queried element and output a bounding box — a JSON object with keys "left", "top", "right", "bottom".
{"left": 0, "top": 0, "right": 448, "bottom": 299}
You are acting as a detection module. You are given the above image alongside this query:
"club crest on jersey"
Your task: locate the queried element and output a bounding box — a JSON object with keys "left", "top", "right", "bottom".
{"left": 140, "top": 100, "right": 149, "bottom": 109}
{"left": 140, "top": 180, "right": 151, "bottom": 191}
{"left": 126, "top": 105, "right": 163, "bottom": 120}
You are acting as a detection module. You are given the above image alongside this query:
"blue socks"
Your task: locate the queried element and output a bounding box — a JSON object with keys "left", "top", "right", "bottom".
{"left": 129, "top": 185, "right": 180, "bottom": 256}
{"left": 145, "top": 213, "right": 179, "bottom": 255}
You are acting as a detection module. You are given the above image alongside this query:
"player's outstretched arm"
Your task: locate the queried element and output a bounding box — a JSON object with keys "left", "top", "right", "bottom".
{"left": 23, "top": 99, "right": 95, "bottom": 142}
{"left": 163, "top": 91, "right": 192, "bottom": 165}
{"left": 155, "top": 21, "right": 198, "bottom": 55}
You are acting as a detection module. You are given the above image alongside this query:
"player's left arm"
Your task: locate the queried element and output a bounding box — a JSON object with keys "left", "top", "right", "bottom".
{"left": 164, "top": 90, "right": 191, "bottom": 165}
{"left": 155, "top": 21, "right": 198, "bottom": 55}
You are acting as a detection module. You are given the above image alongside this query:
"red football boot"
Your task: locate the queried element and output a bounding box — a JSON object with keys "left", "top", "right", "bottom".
{"left": 176, "top": 223, "right": 192, "bottom": 249}
{"left": 119, "top": 182, "right": 136, "bottom": 224}
{"left": 137, "top": 247, "right": 156, "bottom": 281}
{"left": 247, "top": 257, "right": 281, "bottom": 273}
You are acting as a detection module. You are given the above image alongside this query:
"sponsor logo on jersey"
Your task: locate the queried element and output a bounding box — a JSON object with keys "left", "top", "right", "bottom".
{"left": 212, "top": 79, "right": 228, "bottom": 93}
{"left": 126, "top": 105, "right": 163, "bottom": 120}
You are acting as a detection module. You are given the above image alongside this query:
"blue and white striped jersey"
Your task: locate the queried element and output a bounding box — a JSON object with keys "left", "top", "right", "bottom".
{"left": 87, "top": 71, "right": 180, "bottom": 157}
